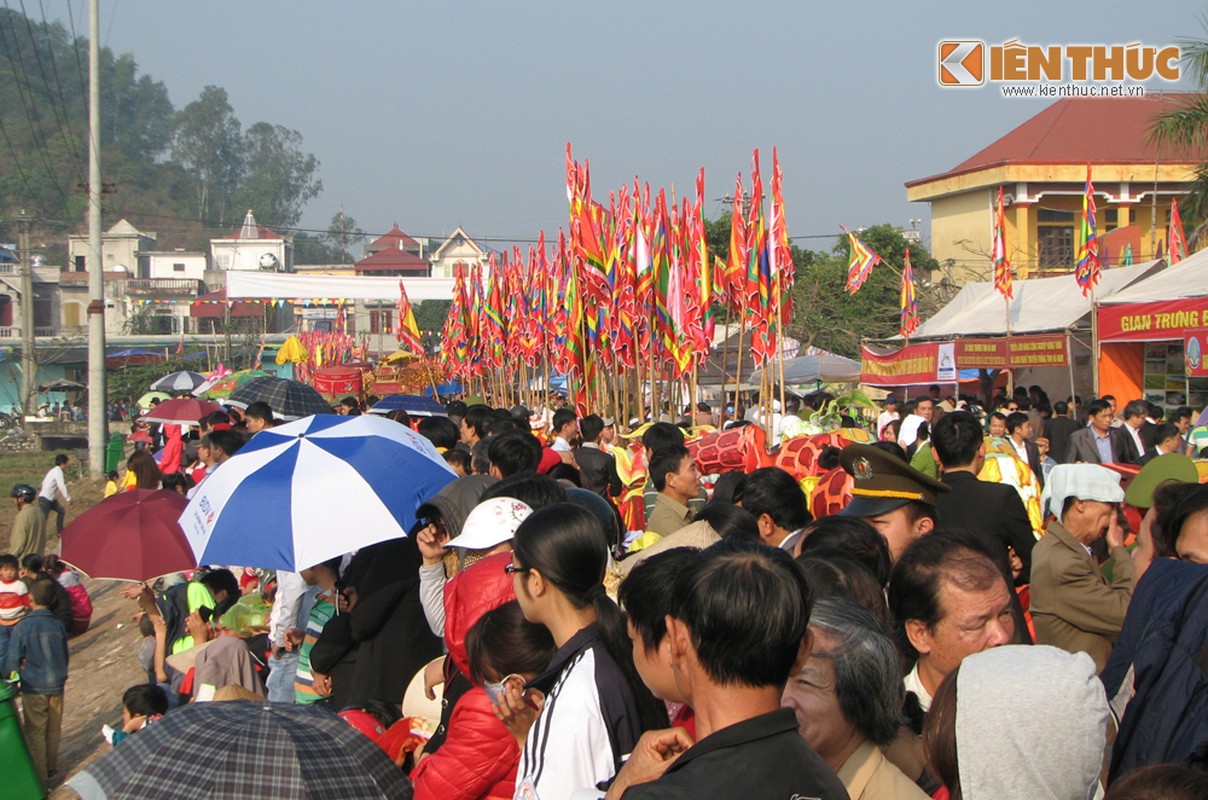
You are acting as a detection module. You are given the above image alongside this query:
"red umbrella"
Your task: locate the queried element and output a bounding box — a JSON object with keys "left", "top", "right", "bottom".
{"left": 60, "top": 489, "right": 196, "bottom": 582}
{"left": 139, "top": 398, "right": 222, "bottom": 426}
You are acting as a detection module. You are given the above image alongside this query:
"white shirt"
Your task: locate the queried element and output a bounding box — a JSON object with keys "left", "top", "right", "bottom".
{"left": 903, "top": 662, "right": 933, "bottom": 713}
{"left": 1125, "top": 423, "right": 1145, "bottom": 457}
{"left": 551, "top": 436, "right": 572, "bottom": 453}
{"left": 267, "top": 571, "right": 310, "bottom": 649}
{"left": 1010, "top": 437, "right": 1030, "bottom": 463}
{"left": 876, "top": 410, "right": 899, "bottom": 438}
{"left": 39, "top": 465, "right": 70, "bottom": 503}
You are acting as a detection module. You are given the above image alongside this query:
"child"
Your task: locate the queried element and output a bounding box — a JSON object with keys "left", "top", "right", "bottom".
{"left": 5, "top": 577, "right": 69, "bottom": 784}
{"left": 103, "top": 470, "right": 120, "bottom": 498}
{"left": 103, "top": 684, "right": 168, "bottom": 746}
{"left": 0, "top": 553, "right": 30, "bottom": 669}
{"left": 292, "top": 556, "right": 340, "bottom": 705}
{"left": 45, "top": 554, "right": 92, "bottom": 635}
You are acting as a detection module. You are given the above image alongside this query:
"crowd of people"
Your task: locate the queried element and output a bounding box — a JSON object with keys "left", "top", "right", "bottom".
{"left": 6, "top": 384, "right": 1208, "bottom": 799}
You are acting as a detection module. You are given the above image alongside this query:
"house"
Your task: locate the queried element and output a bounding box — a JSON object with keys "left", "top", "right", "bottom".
{"left": 429, "top": 226, "right": 488, "bottom": 279}
{"left": 146, "top": 249, "right": 207, "bottom": 281}
{"left": 210, "top": 210, "right": 292, "bottom": 273}
{"left": 354, "top": 226, "right": 431, "bottom": 278}
{"left": 67, "top": 218, "right": 156, "bottom": 275}
{"left": 364, "top": 225, "right": 429, "bottom": 260}
{"left": 905, "top": 95, "right": 1199, "bottom": 283}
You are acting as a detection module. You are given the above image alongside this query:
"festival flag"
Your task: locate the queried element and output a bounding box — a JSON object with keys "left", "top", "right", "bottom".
{"left": 843, "top": 227, "right": 882, "bottom": 293}
{"left": 1169, "top": 197, "right": 1189, "bottom": 265}
{"left": 396, "top": 280, "right": 424, "bottom": 353}
{"left": 900, "top": 248, "right": 919, "bottom": 337}
{"left": 992, "top": 185, "right": 1013, "bottom": 300}
{"left": 726, "top": 173, "right": 748, "bottom": 312}
{"left": 1075, "top": 163, "right": 1101, "bottom": 297}
{"left": 770, "top": 147, "right": 794, "bottom": 327}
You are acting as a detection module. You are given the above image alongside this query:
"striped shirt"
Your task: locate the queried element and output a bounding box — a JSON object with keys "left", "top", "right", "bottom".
{"left": 294, "top": 592, "right": 335, "bottom": 704}
{"left": 514, "top": 623, "right": 643, "bottom": 800}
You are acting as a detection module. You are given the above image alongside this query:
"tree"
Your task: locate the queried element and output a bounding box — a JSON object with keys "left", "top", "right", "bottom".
{"left": 230, "top": 122, "right": 322, "bottom": 228}
{"left": 324, "top": 209, "right": 365, "bottom": 263}
{"left": 1150, "top": 30, "right": 1208, "bottom": 236}
{"left": 172, "top": 86, "right": 243, "bottom": 223}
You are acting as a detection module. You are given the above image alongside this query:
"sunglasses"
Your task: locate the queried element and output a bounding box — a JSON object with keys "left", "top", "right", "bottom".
{"left": 504, "top": 563, "right": 529, "bottom": 575}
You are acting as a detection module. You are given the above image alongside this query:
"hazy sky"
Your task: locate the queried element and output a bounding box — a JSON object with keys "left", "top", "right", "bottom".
{"left": 45, "top": 1, "right": 1205, "bottom": 252}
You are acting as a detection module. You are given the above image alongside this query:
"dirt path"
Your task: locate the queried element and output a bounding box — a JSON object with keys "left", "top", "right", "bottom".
{"left": 1, "top": 460, "right": 147, "bottom": 791}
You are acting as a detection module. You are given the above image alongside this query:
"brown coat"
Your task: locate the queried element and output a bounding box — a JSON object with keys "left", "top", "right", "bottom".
{"left": 1029, "top": 520, "right": 1133, "bottom": 672}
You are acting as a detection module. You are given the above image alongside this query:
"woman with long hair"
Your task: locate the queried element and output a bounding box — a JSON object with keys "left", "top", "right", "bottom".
{"left": 495, "top": 503, "right": 667, "bottom": 799}
{"left": 125, "top": 449, "right": 162, "bottom": 491}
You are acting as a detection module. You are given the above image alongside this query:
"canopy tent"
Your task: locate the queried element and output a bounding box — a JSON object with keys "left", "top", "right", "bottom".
{"left": 749, "top": 353, "right": 861, "bottom": 385}
{"left": 909, "top": 259, "right": 1160, "bottom": 339}
{"left": 225, "top": 271, "right": 456, "bottom": 302}
{"left": 1093, "top": 250, "right": 1208, "bottom": 406}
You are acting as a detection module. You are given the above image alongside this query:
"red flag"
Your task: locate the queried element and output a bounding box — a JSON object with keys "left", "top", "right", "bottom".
{"left": 993, "top": 186, "right": 1013, "bottom": 300}
{"left": 396, "top": 280, "right": 424, "bottom": 353}
{"left": 1170, "top": 197, "right": 1189, "bottom": 265}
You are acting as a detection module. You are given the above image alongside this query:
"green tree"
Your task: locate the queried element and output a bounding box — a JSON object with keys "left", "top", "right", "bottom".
{"left": 172, "top": 86, "right": 243, "bottom": 224}
{"left": 1149, "top": 30, "right": 1208, "bottom": 233}
{"left": 230, "top": 122, "right": 322, "bottom": 228}
{"left": 293, "top": 231, "right": 343, "bottom": 265}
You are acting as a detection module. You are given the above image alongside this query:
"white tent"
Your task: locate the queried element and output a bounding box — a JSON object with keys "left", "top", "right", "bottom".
{"left": 749, "top": 353, "right": 862, "bottom": 385}
{"left": 910, "top": 260, "right": 1160, "bottom": 338}
{"left": 225, "top": 271, "right": 455, "bottom": 301}
{"left": 1098, "top": 248, "right": 1208, "bottom": 306}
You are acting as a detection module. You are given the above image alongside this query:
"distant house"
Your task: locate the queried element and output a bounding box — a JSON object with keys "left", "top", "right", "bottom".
{"left": 67, "top": 218, "right": 156, "bottom": 276}
{"left": 905, "top": 96, "right": 1199, "bottom": 283}
{"left": 210, "top": 210, "right": 292, "bottom": 272}
{"left": 355, "top": 226, "right": 430, "bottom": 277}
{"left": 429, "top": 226, "right": 488, "bottom": 279}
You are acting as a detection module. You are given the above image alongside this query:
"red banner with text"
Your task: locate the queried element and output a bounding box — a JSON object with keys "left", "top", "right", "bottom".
{"left": 862, "top": 334, "right": 1069, "bottom": 386}
{"left": 954, "top": 334, "right": 1068, "bottom": 369}
{"left": 1098, "top": 299, "right": 1208, "bottom": 342}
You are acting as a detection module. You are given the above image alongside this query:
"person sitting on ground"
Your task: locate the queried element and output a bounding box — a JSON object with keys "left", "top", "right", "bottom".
{"left": 1031, "top": 464, "right": 1132, "bottom": 672}
{"left": 644, "top": 445, "right": 702, "bottom": 538}
{"left": 45, "top": 554, "right": 91, "bottom": 635}
{"left": 132, "top": 567, "right": 240, "bottom": 654}
{"left": 782, "top": 598, "right": 929, "bottom": 800}
{"left": 243, "top": 401, "right": 276, "bottom": 434}
{"left": 923, "top": 645, "right": 1108, "bottom": 800}
{"left": 741, "top": 466, "right": 813, "bottom": 553}
{"left": 495, "top": 503, "right": 668, "bottom": 799}
{"left": 410, "top": 600, "right": 556, "bottom": 800}
{"left": 606, "top": 537, "right": 848, "bottom": 799}
{"left": 103, "top": 470, "right": 120, "bottom": 498}
{"left": 106, "top": 684, "right": 168, "bottom": 747}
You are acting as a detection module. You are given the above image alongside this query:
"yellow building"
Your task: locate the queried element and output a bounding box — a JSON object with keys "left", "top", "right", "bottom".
{"left": 906, "top": 96, "right": 1199, "bottom": 283}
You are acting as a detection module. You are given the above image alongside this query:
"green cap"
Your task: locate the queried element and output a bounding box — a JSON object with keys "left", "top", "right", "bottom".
{"left": 1123, "top": 453, "right": 1198, "bottom": 509}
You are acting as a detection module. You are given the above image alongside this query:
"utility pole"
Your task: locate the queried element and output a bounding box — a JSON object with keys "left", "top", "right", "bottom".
{"left": 17, "top": 210, "right": 35, "bottom": 419}
{"left": 86, "top": 0, "right": 107, "bottom": 478}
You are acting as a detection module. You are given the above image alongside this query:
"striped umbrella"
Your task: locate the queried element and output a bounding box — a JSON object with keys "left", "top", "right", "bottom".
{"left": 149, "top": 370, "right": 207, "bottom": 392}
{"left": 226, "top": 377, "right": 332, "bottom": 420}
{"left": 180, "top": 414, "right": 457, "bottom": 571}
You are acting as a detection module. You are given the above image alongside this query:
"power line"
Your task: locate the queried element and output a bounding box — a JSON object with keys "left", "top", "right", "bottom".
{"left": 30, "top": 0, "right": 87, "bottom": 177}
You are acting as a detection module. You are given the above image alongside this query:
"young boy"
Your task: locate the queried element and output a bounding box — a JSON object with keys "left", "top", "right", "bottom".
{"left": 103, "top": 684, "right": 168, "bottom": 746}
{"left": 292, "top": 557, "right": 340, "bottom": 705}
{"left": 5, "top": 577, "right": 69, "bottom": 784}
{"left": 0, "top": 553, "right": 30, "bottom": 669}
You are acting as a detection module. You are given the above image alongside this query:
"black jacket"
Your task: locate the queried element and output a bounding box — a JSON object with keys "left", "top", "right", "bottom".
{"left": 937, "top": 470, "right": 1037, "bottom": 582}
{"left": 576, "top": 445, "right": 623, "bottom": 500}
{"left": 1044, "top": 415, "right": 1080, "bottom": 463}
{"left": 621, "top": 708, "right": 847, "bottom": 799}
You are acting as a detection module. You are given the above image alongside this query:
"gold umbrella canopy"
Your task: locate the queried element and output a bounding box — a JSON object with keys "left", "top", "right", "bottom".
{"left": 275, "top": 336, "right": 308, "bottom": 366}
{"left": 381, "top": 349, "right": 420, "bottom": 365}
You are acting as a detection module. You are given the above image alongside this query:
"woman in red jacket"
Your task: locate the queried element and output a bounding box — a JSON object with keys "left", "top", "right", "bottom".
{"left": 411, "top": 600, "right": 555, "bottom": 800}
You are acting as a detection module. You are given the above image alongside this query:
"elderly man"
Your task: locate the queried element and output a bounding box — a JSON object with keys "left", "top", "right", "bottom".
{"left": 782, "top": 598, "right": 929, "bottom": 800}
{"left": 888, "top": 530, "right": 1015, "bottom": 718}
{"left": 1030, "top": 464, "right": 1132, "bottom": 672}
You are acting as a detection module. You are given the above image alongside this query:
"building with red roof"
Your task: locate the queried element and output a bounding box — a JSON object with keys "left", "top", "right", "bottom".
{"left": 906, "top": 95, "right": 1200, "bottom": 281}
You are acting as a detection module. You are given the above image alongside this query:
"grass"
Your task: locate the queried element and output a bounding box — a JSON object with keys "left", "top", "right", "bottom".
{"left": 0, "top": 449, "right": 109, "bottom": 551}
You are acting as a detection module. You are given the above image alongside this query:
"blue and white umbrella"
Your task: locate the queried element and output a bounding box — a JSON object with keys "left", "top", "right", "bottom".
{"left": 180, "top": 414, "right": 457, "bottom": 571}
{"left": 368, "top": 394, "right": 446, "bottom": 417}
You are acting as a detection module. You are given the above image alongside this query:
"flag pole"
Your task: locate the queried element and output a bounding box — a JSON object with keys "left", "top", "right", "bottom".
{"left": 1091, "top": 287, "right": 1100, "bottom": 397}
{"left": 734, "top": 304, "right": 748, "bottom": 420}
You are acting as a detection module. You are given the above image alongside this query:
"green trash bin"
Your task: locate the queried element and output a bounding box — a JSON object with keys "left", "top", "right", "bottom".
{"left": 0, "top": 681, "right": 44, "bottom": 799}
{"left": 105, "top": 432, "right": 126, "bottom": 474}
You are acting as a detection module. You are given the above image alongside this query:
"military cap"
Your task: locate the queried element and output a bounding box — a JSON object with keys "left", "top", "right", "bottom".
{"left": 838, "top": 443, "right": 950, "bottom": 518}
{"left": 1123, "top": 453, "right": 1198, "bottom": 510}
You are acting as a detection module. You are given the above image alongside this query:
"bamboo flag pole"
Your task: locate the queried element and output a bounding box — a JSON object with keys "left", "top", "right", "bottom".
{"left": 734, "top": 304, "right": 749, "bottom": 418}
{"left": 1091, "top": 287, "right": 1100, "bottom": 397}
{"left": 719, "top": 316, "right": 733, "bottom": 428}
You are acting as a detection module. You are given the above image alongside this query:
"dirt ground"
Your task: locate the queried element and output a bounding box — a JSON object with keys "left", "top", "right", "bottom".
{"left": 0, "top": 451, "right": 146, "bottom": 792}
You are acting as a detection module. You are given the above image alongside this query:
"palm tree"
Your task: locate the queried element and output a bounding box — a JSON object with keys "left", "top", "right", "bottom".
{"left": 1150, "top": 32, "right": 1208, "bottom": 243}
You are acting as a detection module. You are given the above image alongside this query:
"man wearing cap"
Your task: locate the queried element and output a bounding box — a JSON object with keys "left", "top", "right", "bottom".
{"left": 1030, "top": 464, "right": 1133, "bottom": 672}
{"left": 839, "top": 443, "right": 949, "bottom": 563}
{"left": 876, "top": 396, "right": 900, "bottom": 440}
{"left": 10, "top": 483, "right": 47, "bottom": 562}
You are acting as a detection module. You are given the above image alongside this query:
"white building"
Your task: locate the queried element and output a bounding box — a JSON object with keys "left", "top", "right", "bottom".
{"left": 429, "top": 226, "right": 487, "bottom": 279}
{"left": 67, "top": 218, "right": 156, "bottom": 276}
{"left": 210, "top": 210, "right": 292, "bottom": 272}
{"left": 147, "top": 249, "right": 207, "bottom": 281}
